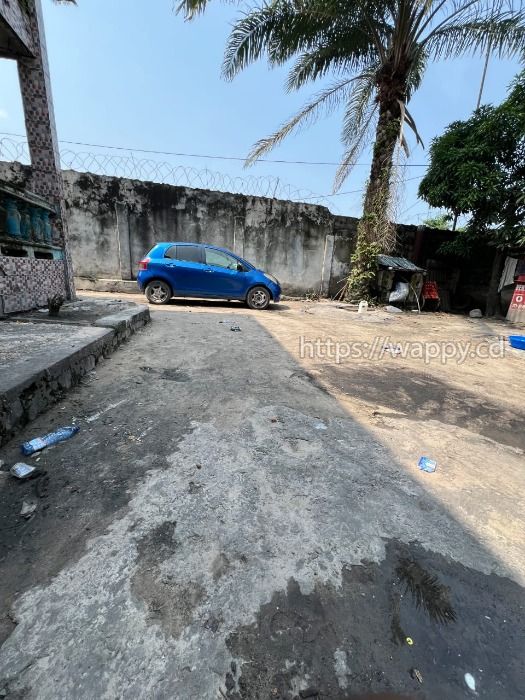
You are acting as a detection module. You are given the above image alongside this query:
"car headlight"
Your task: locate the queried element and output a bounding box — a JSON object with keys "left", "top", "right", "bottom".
{"left": 265, "top": 273, "right": 279, "bottom": 286}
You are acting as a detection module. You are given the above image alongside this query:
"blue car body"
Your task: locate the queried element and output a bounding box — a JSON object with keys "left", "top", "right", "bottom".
{"left": 137, "top": 242, "right": 281, "bottom": 304}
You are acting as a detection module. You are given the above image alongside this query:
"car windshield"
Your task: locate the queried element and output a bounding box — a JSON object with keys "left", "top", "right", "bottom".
{"left": 234, "top": 254, "right": 255, "bottom": 270}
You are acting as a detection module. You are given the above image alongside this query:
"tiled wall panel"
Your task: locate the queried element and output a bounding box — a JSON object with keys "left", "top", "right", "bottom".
{"left": 0, "top": 255, "right": 66, "bottom": 313}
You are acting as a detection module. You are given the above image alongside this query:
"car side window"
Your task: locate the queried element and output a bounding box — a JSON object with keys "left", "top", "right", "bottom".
{"left": 205, "top": 249, "right": 238, "bottom": 270}
{"left": 165, "top": 246, "right": 177, "bottom": 259}
{"left": 175, "top": 245, "right": 203, "bottom": 263}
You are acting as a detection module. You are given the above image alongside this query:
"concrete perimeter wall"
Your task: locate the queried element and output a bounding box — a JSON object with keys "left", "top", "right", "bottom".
{"left": 61, "top": 170, "right": 358, "bottom": 297}
{"left": 2, "top": 162, "right": 450, "bottom": 297}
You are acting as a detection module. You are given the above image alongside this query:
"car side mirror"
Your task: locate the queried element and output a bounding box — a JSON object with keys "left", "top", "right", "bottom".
{"left": 236, "top": 263, "right": 244, "bottom": 272}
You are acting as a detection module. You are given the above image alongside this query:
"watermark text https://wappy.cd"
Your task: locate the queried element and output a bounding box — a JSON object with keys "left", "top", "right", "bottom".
{"left": 298, "top": 335, "right": 506, "bottom": 365}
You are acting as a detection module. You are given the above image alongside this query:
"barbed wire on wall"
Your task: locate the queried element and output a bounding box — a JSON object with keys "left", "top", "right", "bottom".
{"left": 0, "top": 136, "right": 339, "bottom": 211}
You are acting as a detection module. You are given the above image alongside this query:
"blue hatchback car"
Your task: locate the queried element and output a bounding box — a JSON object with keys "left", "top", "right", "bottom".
{"left": 137, "top": 242, "right": 281, "bottom": 310}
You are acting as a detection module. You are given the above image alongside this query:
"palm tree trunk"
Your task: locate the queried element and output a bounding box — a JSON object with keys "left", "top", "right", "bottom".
{"left": 346, "top": 93, "right": 402, "bottom": 300}
{"left": 362, "top": 101, "right": 401, "bottom": 240}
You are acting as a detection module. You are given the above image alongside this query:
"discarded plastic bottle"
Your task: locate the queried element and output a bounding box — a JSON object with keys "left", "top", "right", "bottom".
{"left": 21, "top": 426, "right": 80, "bottom": 455}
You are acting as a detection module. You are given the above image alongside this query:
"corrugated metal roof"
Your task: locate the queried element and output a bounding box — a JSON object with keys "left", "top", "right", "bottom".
{"left": 377, "top": 255, "right": 425, "bottom": 272}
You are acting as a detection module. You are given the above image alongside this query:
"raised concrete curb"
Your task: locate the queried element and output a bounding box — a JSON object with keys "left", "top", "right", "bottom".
{"left": 95, "top": 305, "right": 150, "bottom": 341}
{"left": 0, "top": 305, "right": 150, "bottom": 447}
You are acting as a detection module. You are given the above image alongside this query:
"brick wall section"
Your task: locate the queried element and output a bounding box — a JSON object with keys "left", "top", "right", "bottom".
{"left": 0, "top": 0, "right": 75, "bottom": 313}
{"left": 17, "top": 0, "right": 61, "bottom": 201}
{"left": 0, "top": 0, "right": 33, "bottom": 55}
{"left": 0, "top": 256, "right": 65, "bottom": 314}
{"left": 17, "top": 0, "right": 74, "bottom": 299}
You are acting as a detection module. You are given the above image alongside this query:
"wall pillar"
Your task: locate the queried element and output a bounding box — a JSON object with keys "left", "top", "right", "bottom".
{"left": 16, "top": 0, "right": 75, "bottom": 300}
{"left": 116, "top": 203, "right": 132, "bottom": 281}
{"left": 233, "top": 216, "right": 245, "bottom": 258}
{"left": 320, "top": 234, "right": 335, "bottom": 297}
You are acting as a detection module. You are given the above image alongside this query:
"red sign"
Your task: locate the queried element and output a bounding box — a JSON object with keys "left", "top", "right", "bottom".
{"left": 507, "top": 275, "right": 525, "bottom": 322}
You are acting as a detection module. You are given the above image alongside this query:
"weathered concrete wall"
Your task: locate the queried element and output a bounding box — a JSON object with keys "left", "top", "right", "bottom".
{"left": 3, "top": 162, "right": 488, "bottom": 300}
{"left": 62, "top": 171, "right": 336, "bottom": 296}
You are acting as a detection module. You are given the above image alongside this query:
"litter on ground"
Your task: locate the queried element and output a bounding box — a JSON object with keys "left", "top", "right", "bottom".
{"left": 418, "top": 456, "right": 437, "bottom": 473}
{"left": 21, "top": 426, "right": 80, "bottom": 456}
{"left": 10, "top": 463, "right": 38, "bottom": 480}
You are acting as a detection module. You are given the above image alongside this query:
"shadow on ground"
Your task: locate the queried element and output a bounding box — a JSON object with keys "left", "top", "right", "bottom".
{"left": 321, "top": 364, "right": 525, "bottom": 451}
{"left": 225, "top": 539, "right": 523, "bottom": 699}
{"left": 163, "top": 298, "right": 290, "bottom": 312}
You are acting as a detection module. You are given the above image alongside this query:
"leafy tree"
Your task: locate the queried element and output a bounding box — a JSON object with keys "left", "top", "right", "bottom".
{"left": 423, "top": 213, "right": 453, "bottom": 230}
{"left": 179, "top": 0, "right": 525, "bottom": 298}
{"left": 419, "top": 70, "right": 525, "bottom": 315}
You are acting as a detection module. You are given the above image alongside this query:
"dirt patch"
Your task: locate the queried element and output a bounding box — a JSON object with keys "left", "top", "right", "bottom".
{"left": 225, "top": 540, "right": 525, "bottom": 699}
{"left": 212, "top": 553, "right": 231, "bottom": 582}
{"left": 131, "top": 522, "right": 206, "bottom": 638}
{"left": 139, "top": 366, "right": 191, "bottom": 382}
{"left": 321, "top": 365, "right": 525, "bottom": 451}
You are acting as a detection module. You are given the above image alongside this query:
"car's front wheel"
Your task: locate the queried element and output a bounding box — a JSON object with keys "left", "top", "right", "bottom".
{"left": 246, "top": 286, "right": 271, "bottom": 310}
{"left": 145, "top": 280, "right": 172, "bottom": 305}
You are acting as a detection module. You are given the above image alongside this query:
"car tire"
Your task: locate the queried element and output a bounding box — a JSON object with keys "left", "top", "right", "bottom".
{"left": 145, "top": 280, "right": 172, "bottom": 305}
{"left": 246, "top": 286, "right": 271, "bottom": 310}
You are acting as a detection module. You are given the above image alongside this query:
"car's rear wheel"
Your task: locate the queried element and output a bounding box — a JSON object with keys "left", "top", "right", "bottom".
{"left": 145, "top": 280, "right": 172, "bottom": 305}
{"left": 246, "top": 286, "right": 271, "bottom": 310}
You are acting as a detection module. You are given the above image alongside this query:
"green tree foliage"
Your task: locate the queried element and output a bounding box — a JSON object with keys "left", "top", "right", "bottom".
{"left": 419, "top": 71, "right": 525, "bottom": 315}
{"left": 179, "top": 1, "right": 525, "bottom": 298}
{"left": 419, "top": 71, "right": 525, "bottom": 255}
{"left": 422, "top": 213, "right": 453, "bottom": 230}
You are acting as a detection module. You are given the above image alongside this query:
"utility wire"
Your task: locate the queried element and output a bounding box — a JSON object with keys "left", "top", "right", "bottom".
{"left": 0, "top": 131, "right": 429, "bottom": 168}
{"left": 304, "top": 174, "right": 425, "bottom": 199}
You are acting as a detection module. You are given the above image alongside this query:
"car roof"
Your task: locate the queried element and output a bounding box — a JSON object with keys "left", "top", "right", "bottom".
{"left": 155, "top": 242, "right": 239, "bottom": 256}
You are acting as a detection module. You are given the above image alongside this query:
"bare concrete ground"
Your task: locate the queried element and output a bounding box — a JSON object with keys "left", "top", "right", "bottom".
{"left": 0, "top": 294, "right": 524, "bottom": 699}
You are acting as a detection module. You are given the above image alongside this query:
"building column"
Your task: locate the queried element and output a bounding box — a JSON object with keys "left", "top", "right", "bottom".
{"left": 233, "top": 216, "right": 245, "bottom": 258}
{"left": 320, "top": 234, "right": 335, "bottom": 297}
{"left": 116, "top": 203, "right": 133, "bottom": 281}
{"left": 16, "top": 0, "right": 75, "bottom": 299}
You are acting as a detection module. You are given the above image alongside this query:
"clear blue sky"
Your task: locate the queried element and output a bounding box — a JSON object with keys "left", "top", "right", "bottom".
{"left": 0, "top": 0, "right": 522, "bottom": 222}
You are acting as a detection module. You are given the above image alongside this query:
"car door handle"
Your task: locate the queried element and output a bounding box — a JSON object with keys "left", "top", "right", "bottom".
{"left": 204, "top": 268, "right": 213, "bottom": 272}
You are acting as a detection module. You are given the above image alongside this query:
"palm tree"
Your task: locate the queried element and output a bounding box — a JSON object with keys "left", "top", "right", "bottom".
{"left": 180, "top": 1, "right": 525, "bottom": 297}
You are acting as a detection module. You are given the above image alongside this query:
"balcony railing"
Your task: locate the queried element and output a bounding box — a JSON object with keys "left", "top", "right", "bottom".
{"left": 0, "top": 183, "right": 63, "bottom": 260}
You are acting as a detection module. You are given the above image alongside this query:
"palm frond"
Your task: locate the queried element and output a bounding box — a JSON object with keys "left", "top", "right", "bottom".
{"left": 341, "top": 69, "right": 377, "bottom": 147}
{"left": 245, "top": 77, "right": 354, "bottom": 166}
{"left": 405, "top": 45, "right": 428, "bottom": 100}
{"left": 403, "top": 104, "right": 424, "bottom": 148}
{"left": 222, "top": 3, "right": 301, "bottom": 80}
{"left": 333, "top": 111, "right": 377, "bottom": 192}
{"left": 396, "top": 558, "right": 456, "bottom": 625}
{"left": 222, "top": 0, "right": 389, "bottom": 81}
{"left": 423, "top": 7, "right": 525, "bottom": 60}
{"left": 334, "top": 78, "right": 379, "bottom": 192}
{"left": 286, "top": 43, "right": 375, "bottom": 91}
{"left": 412, "top": 0, "right": 480, "bottom": 44}
{"left": 176, "top": 0, "right": 211, "bottom": 19}
{"left": 287, "top": 48, "right": 352, "bottom": 90}
{"left": 178, "top": 0, "right": 525, "bottom": 210}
